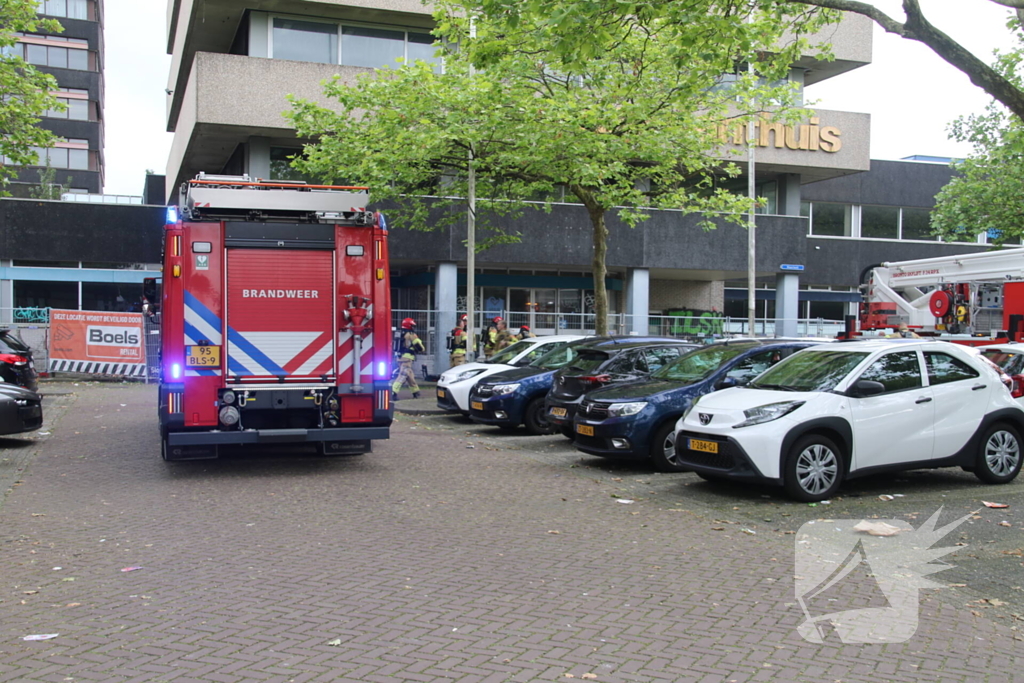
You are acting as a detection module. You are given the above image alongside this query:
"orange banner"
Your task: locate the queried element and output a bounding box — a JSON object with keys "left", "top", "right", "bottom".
{"left": 48, "top": 309, "right": 146, "bottom": 376}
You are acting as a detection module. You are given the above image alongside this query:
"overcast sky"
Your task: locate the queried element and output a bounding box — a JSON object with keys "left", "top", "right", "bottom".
{"left": 100, "top": 0, "right": 1019, "bottom": 197}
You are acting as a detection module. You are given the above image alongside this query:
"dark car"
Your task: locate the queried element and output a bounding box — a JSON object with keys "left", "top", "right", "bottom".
{"left": 0, "top": 383, "right": 43, "bottom": 436}
{"left": 468, "top": 339, "right": 592, "bottom": 434}
{"left": 0, "top": 329, "right": 38, "bottom": 391}
{"left": 545, "top": 337, "right": 698, "bottom": 438}
{"left": 572, "top": 340, "right": 818, "bottom": 472}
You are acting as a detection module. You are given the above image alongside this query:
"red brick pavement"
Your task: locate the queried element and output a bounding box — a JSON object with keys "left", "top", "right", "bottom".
{"left": 0, "top": 383, "right": 1021, "bottom": 682}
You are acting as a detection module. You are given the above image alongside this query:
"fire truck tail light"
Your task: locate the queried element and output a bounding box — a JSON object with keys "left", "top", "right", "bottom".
{"left": 1011, "top": 375, "right": 1024, "bottom": 399}
{"left": 172, "top": 264, "right": 181, "bottom": 277}
{"left": 376, "top": 268, "right": 385, "bottom": 280}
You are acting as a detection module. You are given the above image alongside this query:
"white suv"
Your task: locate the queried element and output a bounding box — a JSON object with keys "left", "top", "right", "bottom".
{"left": 674, "top": 340, "right": 1024, "bottom": 501}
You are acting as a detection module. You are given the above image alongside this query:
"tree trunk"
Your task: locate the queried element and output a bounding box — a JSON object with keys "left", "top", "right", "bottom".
{"left": 572, "top": 185, "right": 610, "bottom": 336}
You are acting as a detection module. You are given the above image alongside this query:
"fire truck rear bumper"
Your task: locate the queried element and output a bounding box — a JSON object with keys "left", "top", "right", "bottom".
{"left": 167, "top": 427, "right": 390, "bottom": 446}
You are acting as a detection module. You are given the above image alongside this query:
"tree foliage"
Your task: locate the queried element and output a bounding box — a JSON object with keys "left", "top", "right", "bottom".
{"left": 932, "top": 13, "right": 1024, "bottom": 244}
{"left": 289, "top": 3, "right": 831, "bottom": 333}
{"left": 480, "top": 0, "right": 1024, "bottom": 245}
{"left": 0, "top": 0, "right": 64, "bottom": 195}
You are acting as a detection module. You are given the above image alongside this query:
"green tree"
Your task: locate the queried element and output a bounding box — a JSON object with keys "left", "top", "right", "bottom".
{"left": 473, "top": 0, "right": 1024, "bottom": 244}
{"left": 931, "top": 18, "right": 1024, "bottom": 244}
{"left": 288, "top": 5, "right": 827, "bottom": 334}
{"left": 27, "top": 161, "right": 71, "bottom": 199}
{"left": 1, "top": 0, "right": 65, "bottom": 195}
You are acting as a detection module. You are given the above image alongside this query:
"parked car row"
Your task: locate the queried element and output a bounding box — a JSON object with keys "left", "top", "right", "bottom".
{"left": 0, "top": 329, "right": 43, "bottom": 437}
{"left": 437, "top": 335, "right": 1024, "bottom": 502}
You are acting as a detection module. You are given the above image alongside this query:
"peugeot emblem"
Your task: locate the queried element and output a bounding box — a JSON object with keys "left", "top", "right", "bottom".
{"left": 698, "top": 413, "right": 713, "bottom": 425}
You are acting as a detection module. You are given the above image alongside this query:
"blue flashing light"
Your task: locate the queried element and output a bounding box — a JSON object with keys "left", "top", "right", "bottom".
{"left": 378, "top": 361, "right": 387, "bottom": 377}
{"left": 166, "top": 206, "right": 178, "bottom": 224}
{"left": 378, "top": 213, "right": 387, "bottom": 231}
{"left": 171, "top": 363, "right": 182, "bottom": 380}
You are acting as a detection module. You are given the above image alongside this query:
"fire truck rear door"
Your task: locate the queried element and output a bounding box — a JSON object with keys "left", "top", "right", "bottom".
{"left": 225, "top": 224, "right": 336, "bottom": 381}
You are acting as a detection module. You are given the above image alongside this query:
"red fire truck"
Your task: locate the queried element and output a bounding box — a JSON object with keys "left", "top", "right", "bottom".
{"left": 858, "top": 247, "right": 1024, "bottom": 344}
{"left": 156, "top": 174, "right": 393, "bottom": 460}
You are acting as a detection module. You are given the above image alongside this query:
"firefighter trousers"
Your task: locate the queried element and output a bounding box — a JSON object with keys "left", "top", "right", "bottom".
{"left": 391, "top": 363, "right": 420, "bottom": 394}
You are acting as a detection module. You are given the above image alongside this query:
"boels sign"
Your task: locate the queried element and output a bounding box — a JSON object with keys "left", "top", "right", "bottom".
{"left": 48, "top": 309, "right": 146, "bottom": 376}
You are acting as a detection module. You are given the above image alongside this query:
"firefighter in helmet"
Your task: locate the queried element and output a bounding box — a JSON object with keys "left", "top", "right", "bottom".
{"left": 482, "top": 315, "right": 501, "bottom": 359}
{"left": 484, "top": 316, "right": 514, "bottom": 359}
{"left": 392, "top": 317, "right": 425, "bottom": 399}
{"left": 449, "top": 314, "right": 468, "bottom": 366}
{"left": 517, "top": 324, "right": 535, "bottom": 340}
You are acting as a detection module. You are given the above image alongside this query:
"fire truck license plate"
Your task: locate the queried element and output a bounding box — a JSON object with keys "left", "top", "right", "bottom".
{"left": 550, "top": 407, "right": 567, "bottom": 418}
{"left": 688, "top": 438, "right": 718, "bottom": 454}
{"left": 186, "top": 345, "right": 221, "bottom": 367}
{"left": 576, "top": 424, "right": 594, "bottom": 436}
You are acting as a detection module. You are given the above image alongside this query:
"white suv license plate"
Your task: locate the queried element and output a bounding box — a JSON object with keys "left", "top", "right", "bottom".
{"left": 688, "top": 438, "right": 718, "bottom": 454}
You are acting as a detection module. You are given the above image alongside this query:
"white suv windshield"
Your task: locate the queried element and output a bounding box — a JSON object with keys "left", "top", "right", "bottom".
{"left": 486, "top": 340, "right": 533, "bottom": 364}
{"left": 747, "top": 349, "right": 869, "bottom": 392}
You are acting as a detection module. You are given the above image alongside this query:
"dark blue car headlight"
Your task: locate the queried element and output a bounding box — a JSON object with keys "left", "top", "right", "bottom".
{"left": 607, "top": 401, "right": 648, "bottom": 417}
{"left": 491, "top": 383, "right": 521, "bottom": 395}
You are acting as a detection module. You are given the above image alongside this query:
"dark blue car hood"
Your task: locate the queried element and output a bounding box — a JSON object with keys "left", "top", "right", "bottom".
{"left": 478, "top": 366, "right": 553, "bottom": 385}
{"left": 586, "top": 378, "right": 703, "bottom": 402}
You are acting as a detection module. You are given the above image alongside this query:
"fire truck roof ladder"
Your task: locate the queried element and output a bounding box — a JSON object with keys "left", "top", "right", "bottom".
{"left": 180, "top": 173, "right": 372, "bottom": 224}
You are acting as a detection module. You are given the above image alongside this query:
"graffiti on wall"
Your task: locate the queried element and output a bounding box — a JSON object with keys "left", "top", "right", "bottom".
{"left": 666, "top": 308, "right": 724, "bottom": 336}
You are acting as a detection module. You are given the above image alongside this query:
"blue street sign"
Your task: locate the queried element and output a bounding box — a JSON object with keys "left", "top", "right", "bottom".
{"left": 780, "top": 264, "right": 805, "bottom": 272}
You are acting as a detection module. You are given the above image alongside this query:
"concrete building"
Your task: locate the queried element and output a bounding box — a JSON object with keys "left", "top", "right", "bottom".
{"left": 154, "top": 2, "right": 996, "bottom": 371}
{"left": 5, "top": 0, "right": 106, "bottom": 196}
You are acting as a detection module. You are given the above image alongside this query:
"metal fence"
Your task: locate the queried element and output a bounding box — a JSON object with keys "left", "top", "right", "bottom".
{"left": 391, "top": 308, "right": 847, "bottom": 375}
{"left": 3, "top": 307, "right": 845, "bottom": 382}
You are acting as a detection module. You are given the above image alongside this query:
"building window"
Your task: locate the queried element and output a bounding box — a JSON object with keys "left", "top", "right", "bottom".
{"left": 269, "top": 146, "right": 321, "bottom": 183}
{"left": 755, "top": 180, "right": 777, "bottom": 215}
{"left": 14, "top": 280, "right": 78, "bottom": 309}
{"left": 269, "top": 16, "right": 439, "bottom": 71}
{"left": 9, "top": 34, "right": 91, "bottom": 70}
{"left": 46, "top": 88, "right": 90, "bottom": 120}
{"left": 807, "top": 202, "right": 852, "bottom": 237}
{"left": 82, "top": 283, "right": 143, "bottom": 312}
{"left": 42, "top": 0, "right": 90, "bottom": 20}
{"left": 272, "top": 18, "right": 338, "bottom": 64}
{"left": 900, "top": 207, "right": 935, "bottom": 241}
{"left": 23, "top": 139, "right": 91, "bottom": 170}
{"left": 861, "top": 205, "right": 899, "bottom": 239}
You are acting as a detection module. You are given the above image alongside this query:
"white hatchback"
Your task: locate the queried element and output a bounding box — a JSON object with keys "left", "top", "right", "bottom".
{"left": 436, "top": 335, "right": 587, "bottom": 414}
{"left": 675, "top": 340, "right": 1024, "bottom": 501}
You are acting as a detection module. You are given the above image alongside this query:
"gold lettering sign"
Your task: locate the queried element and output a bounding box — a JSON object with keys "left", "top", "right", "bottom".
{"left": 718, "top": 115, "right": 842, "bottom": 153}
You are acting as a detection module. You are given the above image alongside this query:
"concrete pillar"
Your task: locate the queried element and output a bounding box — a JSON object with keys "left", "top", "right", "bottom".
{"left": 0, "top": 274, "right": 12, "bottom": 324}
{"left": 775, "top": 272, "right": 800, "bottom": 338}
{"left": 626, "top": 268, "right": 649, "bottom": 335}
{"left": 434, "top": 262, "right": 458, "bottom": 374}
{"left": 247, "top": 137, "right": 271, "bottom": 181}
{"left": 778, "top": 173, "right": 802, "bottom": 216}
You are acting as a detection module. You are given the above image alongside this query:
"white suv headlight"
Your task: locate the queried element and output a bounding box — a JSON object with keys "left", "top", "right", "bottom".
{"left": 607, "top": 401, "right": 648, "bottom": 417}
{"left": 492, "top": 383, "right": 521, "bottom": 395}
{"left": 452, "top": 369, "right": 485, "bottom": 383}
{"left": 733, "top": 401, "right": 805, "bottom": 429}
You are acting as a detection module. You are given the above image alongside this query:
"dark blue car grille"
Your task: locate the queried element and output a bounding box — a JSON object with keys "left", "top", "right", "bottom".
{"left": 578, "top": 401, "right": 609, "bottom": 420}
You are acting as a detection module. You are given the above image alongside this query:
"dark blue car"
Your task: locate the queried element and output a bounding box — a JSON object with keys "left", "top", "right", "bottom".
{"left": 572, "top": 340, "right": 819, "bottom": 472}
{"left": 468, "top": 339, "right": 591, "bottom": 435}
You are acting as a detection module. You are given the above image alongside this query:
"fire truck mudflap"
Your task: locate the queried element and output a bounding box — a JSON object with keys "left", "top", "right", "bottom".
{"left": 158, "top": 174, "right": 393, "bottom": 460}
